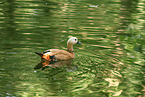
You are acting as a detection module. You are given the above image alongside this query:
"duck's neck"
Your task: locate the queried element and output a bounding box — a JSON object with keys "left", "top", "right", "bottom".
{"left": 67, "top": 43, "right": 74, "bottom": 53}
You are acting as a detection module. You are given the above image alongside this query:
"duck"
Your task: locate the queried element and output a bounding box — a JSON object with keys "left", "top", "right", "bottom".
{"left": 35, "top": 37, "right": 81, "bottom": 61}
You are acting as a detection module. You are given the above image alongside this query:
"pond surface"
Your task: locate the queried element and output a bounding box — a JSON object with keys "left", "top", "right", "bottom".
{"left": 0, "top": 0, "right": 145, "bottom": 97}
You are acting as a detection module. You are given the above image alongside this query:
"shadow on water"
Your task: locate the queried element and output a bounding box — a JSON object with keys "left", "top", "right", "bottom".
{"left": 0, "top": 0, "right": 59, "bottom": 50}
{"left": 34, "top": 59, "right": 75, "bottom": 70}
{"left": 115, "top": 0, "right": 145, "bottom": 96}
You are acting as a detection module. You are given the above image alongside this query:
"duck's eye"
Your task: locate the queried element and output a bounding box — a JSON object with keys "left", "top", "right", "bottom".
{"left": 75, "top": 39, "right": 77, "bottom": 41}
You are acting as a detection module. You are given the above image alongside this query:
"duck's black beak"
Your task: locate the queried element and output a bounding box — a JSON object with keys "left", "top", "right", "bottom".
{"left": 77, "top": 41, "right": 81, "bottom": 44}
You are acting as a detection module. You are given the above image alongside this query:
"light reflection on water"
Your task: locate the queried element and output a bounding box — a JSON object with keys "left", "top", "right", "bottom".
{"left": 0, "top": 0, "right": 145, "bottom": 97}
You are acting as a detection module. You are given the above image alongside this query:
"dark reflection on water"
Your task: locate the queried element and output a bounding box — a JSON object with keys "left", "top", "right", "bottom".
{"left": 34, "top": 59, "right": 74, "bottom": 70}
{"left": 0, "top": 0, "right": 145, "bottom": 97}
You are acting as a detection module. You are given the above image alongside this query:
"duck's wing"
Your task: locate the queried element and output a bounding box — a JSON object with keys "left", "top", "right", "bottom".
{"left": 49, "top": 49, "right": 75, "bottom": 60}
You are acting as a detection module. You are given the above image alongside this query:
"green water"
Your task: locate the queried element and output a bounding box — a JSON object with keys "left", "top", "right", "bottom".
{"left": 0, "top": 0, "right": 145, "bottom": 97}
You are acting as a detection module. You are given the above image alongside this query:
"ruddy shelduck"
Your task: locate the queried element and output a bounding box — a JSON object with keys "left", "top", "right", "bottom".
{"left": 35, "top": 37, "right": 81, "bottom": 61}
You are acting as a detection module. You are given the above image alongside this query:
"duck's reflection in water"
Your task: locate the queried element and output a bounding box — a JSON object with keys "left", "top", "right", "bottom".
{"left": 34, "top": 59, "right": 76, "bottom": 70}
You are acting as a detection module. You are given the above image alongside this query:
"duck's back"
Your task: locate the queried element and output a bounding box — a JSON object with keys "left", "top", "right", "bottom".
{"left": 49, "top": 49, "right": 75, "bottom": 60}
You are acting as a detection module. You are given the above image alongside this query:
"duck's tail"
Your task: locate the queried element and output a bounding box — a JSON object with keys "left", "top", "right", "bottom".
{"left": 35, "top": 52, "right": 53, "bottom": 61}
{"left": 35, "top": 52, "right": 43, "bottom": 57}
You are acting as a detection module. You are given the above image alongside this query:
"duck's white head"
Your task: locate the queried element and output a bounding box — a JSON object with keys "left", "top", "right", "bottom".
{"left": 67, "top": 37, "right": 81, "bottom": 45}
{"left": 67, "top": 37, "right": 81, "bottom": 52}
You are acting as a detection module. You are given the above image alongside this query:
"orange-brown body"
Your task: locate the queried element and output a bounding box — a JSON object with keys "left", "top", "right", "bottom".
{"left": 42, "top": 49, "right": 74, "bottom": 61}
{"left": 49, "top": 49, "right": 74, "bottom": 60}
{"left": 35, "top": 37, "right": 81, "bottom": 61}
